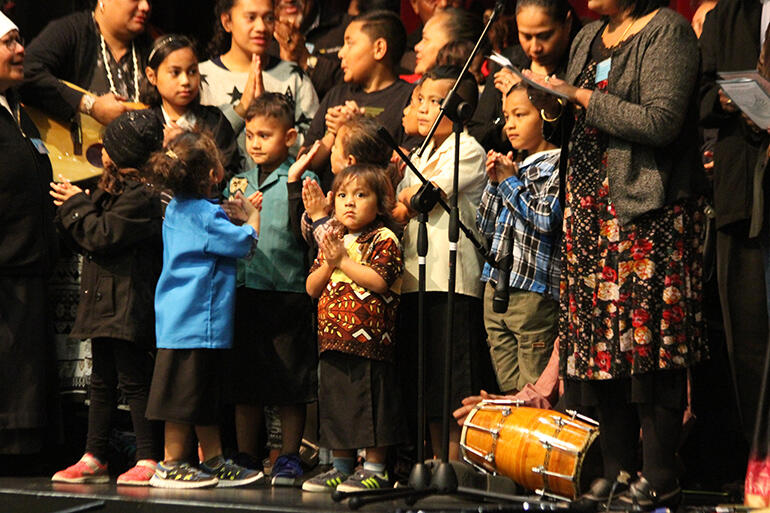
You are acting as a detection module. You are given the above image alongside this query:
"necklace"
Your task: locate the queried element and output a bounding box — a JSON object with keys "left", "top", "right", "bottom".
{"left": 98, "top": 30, "right": 140, "bottom": 102}
{"left": 605, "top": 17, "right": 637, "bottom": 48}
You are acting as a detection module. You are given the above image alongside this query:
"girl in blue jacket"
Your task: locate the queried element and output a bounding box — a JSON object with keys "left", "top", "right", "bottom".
{"left": 144, "top": 131, "right": 262, "bottom": 489}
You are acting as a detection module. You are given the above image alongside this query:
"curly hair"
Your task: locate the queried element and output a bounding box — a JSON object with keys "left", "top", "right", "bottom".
{"left": 146, "top": 131, "right": 223, "bottom": 197}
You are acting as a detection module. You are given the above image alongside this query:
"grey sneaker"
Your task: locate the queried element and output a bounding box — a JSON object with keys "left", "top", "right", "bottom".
{"left": 302, "top": 467, "right": 350, "bottom": 492}
{"left": 335, "top": 468, "right": 391, "bottom": 492}
{"left": 149, "top": 461, "right": 218, "bottom": 489}
{"left": 200, "top": 456, "right": 264, "bottom": 488}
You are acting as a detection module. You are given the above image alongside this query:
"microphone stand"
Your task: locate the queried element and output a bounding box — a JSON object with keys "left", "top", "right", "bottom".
{"left": 332, "top": 1, "right": 559, "bottom": 508}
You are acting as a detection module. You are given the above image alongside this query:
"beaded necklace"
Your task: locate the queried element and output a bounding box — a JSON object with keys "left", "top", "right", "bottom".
{"left": 98, "top": 29, "right": 140, "bottom": 102}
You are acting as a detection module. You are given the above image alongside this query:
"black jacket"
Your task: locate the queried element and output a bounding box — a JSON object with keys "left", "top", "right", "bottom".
{"left": 55, "top": 180, "right": 162, "bottom": 344}
{"left": 0, "top": 91, "right": 58, "bottom": 276}
{"left": 149, "top": 104, "right": 240, "bottom": 179}
{"left": 21, "top": 11, "right": 150, "bottom": 122}
{"left": 699, "top": 0, "right": 762, "bottom": 229}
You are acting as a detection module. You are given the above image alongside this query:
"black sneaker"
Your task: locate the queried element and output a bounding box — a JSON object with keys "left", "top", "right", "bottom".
{"left": 618, "top": 477, "right": 681, "bottom": 510}
{"left": 200, "top": 456, "right": 264, "bottom": 488}
{"left": 149, "top": 461, "right": 218, "bottom": 489}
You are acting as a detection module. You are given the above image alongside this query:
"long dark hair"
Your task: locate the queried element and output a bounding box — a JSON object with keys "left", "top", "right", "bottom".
{"left": 140, "top": 34, "right": 200, "bottom": 107}
{"left": 208, "top": 0, "right": 237, "bottom": 58}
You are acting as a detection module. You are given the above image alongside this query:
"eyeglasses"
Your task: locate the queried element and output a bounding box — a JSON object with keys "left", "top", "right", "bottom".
{"left": 0, "top": 34, "right": 24, "bottom": 51}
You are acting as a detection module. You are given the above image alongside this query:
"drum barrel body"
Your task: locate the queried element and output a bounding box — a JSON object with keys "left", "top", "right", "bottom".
{"left": 461, "top": 404, "right": 599, "bottom": 500}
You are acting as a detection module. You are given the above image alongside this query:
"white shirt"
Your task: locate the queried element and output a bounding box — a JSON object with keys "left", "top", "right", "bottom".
{"left": 397, "top": 130, "right": 487, "bottom": 298}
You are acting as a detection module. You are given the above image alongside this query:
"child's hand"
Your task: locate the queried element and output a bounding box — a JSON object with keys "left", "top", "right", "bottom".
{"left": 234, "top": 54, "right": 264, "bottom": 119}
{"left": 163, "top": 120, "right": 184, "bottom": 146}
{"left": 49, "top": 176, "right": 85, "bottom": 206}
{"left": 223, "top": 191, "right": 261, "bottom": 234}
{"left": 324, "top": 105, "right": 346, "bottom": 135}
{"left": 302, "top": 178, "right": 331, "bottom": 222}
{"left": 288, "top": 140, "right": 322, "bottom": 183}
{"left": 246, "top": 190, "right": 263, "bottom": 210}
{"left": 320, "top": 231, "right": 346, "bottom": 267}
{"left": 486, "top": 150, "right": 517, "bottom": 183}
{"left": 340, "top": 100, "right": 365, "bottom": 121}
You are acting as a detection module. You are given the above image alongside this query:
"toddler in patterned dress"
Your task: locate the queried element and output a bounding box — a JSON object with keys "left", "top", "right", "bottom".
{"left": 304, "top": 164, "right": 407, "bottom": 493}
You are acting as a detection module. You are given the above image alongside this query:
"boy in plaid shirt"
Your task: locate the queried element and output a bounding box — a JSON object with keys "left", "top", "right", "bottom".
{"left": 477, "top": 83, "right": 562, "bottom": 395}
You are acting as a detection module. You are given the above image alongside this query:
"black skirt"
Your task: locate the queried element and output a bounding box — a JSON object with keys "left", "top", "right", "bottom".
{"left": 397, "top": 292, "right": 496, "bottom": 422}
{"left": 318, "top": 351, "right": 407, "bottom": 450}
{"left": 226, "top": 289, "right": 317, "bottom": 405}
{"left": 0, "top": 275, "right": 56, "bottom": 453}
{"left": 146, "top": 348, "right": 224, "bottom": 425}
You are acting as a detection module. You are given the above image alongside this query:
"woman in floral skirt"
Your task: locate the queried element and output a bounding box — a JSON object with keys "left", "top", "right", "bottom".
{"left": 526, "top": 0, "right": 708, "bottom": 508}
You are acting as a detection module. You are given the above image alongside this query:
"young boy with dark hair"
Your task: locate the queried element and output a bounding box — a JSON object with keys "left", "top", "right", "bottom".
{"left": 223, "top": 92, "right": 320, "bottom": 487}
{"left": 305, "top": 9, "right": 419, "bottom": 188}
{"left": 394, "top": 65, "right": 493, "bottom": 460}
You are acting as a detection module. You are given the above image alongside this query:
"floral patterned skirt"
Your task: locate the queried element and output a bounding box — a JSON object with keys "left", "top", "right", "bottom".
{"left": 558, "top": 112, "right": 707, "bottom": 381}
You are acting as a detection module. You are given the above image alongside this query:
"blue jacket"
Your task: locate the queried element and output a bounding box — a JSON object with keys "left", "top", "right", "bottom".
{"left": 155, "top": 196, "right": 257, "bottom": 349}
{"left": 225, "top": 159, "right": 318, "bottom": 292}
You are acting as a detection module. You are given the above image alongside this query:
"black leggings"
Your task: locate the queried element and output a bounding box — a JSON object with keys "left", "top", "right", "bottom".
{"left": 596, "top": 394, "right": 683, "bottom": 490}
{"left": 85, "top": 338, "right": 159, "bottom": 462}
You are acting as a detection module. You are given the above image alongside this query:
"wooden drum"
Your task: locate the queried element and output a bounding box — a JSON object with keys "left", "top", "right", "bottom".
{"left": 460, "top": 401, "right": 600, "bottom": 500}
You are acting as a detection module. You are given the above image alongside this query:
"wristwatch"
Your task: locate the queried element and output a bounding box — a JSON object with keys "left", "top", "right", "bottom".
{"left": 80, "top": 93, "right": 96, "bottom": 116}
{"left": 306, "top": 55, "right": 318, "bottom": 72}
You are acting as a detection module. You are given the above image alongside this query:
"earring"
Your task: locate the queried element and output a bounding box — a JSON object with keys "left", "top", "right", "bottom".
{"left": 99, "top": 1, "right": 105, "bottom": 10}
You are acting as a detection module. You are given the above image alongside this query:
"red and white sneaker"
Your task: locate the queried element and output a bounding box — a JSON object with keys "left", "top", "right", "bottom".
{"left": 117, "top": 459, "right": 157, "bottom": 486}
{"left": 52, "top": 453, "right": 109, "bottom": 484}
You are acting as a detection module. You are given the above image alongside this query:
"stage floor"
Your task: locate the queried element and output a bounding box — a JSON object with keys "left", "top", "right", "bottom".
{"left": 0, "top": 477, "right": 516, "bottom": 513}
{"left": 0, "top": 476, "right": 736, "bottom": 513}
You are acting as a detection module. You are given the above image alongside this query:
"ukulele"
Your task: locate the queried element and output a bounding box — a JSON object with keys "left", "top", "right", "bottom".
{"left": 24, "top": 81, "right": 147, "bottom": 183}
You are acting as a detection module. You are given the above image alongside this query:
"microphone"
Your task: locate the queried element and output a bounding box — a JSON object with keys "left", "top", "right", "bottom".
{"left": 492, "top": 256, "right": 511, "bottom": 313}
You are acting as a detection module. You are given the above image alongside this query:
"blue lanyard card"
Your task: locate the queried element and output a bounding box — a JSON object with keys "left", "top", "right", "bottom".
{"left": 596, "top": 58, "right": 611, "bottom": 84}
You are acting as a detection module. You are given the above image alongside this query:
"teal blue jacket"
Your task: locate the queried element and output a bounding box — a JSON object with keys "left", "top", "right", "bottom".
{"left": 224, "top": 159, "right": 318, "bottom": 292}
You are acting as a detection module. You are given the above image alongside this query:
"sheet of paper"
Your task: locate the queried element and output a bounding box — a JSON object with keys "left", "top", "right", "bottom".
{"left": 718, "top": 78, "right": 770, "bottom": 130}
{"left": 488, "top": 52, "right": 570, "bottom": 101}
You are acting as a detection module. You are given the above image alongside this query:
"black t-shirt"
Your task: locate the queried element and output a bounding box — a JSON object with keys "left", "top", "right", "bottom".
{"left": 307, "top": 79, "right": 419, "bottom": 188}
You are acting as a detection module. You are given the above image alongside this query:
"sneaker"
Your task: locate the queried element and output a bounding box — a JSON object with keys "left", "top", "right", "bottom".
{"left": 52, "top": 453, "right": 109, "bottom": 484}
{"left": 117, "top": 459, "right": 157, "bottom": 486}
{"left": 200, "top": 456, "right": 264, "bottom": 488}
{"left": 271, "top": 453, "right": 303, "bottom": 487}
{"left": 149, "top": 461, "right": 218, "bottom": 489}
{"left": 336, "top": 467, "right": 391, "bottom": 492}
{"left": 302, "top": 467, "right": 350, "bottom": 492}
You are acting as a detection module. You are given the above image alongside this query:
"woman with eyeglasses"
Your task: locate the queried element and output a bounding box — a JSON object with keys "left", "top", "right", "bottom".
{"left": 21, "top": 0, "right": 152, "bottom": 126}
{"left": 0, "top": 12, "right": 59, "bottom": 459}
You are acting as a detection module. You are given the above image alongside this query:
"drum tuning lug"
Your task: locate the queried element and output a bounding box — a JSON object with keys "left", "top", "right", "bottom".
{"left": 502, "top": 407, "right": 511, "bottom": 416}
{"left": 566, "top": 409, "right": 599, "bottom": 426}
{"left": 532, "top": 466, "right": 575, "bottom": 481}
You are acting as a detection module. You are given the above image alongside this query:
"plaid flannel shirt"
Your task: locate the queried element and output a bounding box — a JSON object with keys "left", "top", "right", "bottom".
{"left": 476, "top": 149, "right": 562, "bottom": 299}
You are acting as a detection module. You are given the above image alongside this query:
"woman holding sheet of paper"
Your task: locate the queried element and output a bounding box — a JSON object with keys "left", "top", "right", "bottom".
{"left": 527, "top": 0, "right": 708, "bottom": 508}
